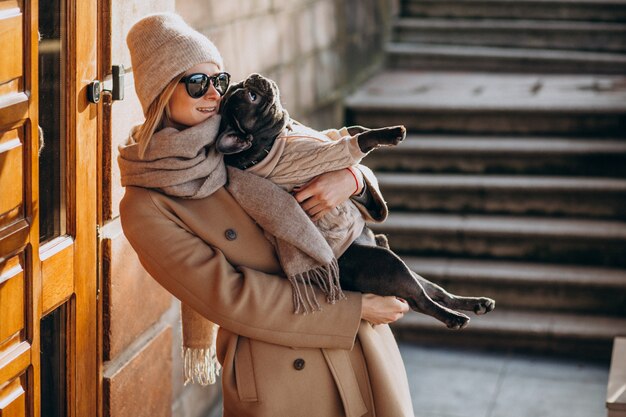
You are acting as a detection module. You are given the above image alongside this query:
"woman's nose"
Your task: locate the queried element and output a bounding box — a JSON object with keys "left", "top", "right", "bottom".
{"left": 204, "top": 82, "right": 220, "bottom": 99}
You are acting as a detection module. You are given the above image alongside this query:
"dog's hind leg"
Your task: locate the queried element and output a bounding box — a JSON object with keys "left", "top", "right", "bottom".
{"left": 338, "top": 244, "right": 470, "bottom": 329}
{"left": 410, "top": 271, "right": 495, "bottom": 315}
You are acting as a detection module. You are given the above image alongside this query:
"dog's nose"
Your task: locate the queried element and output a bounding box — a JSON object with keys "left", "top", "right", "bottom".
{"left": 247, "top": 73, "right": 270, "bottom": 88}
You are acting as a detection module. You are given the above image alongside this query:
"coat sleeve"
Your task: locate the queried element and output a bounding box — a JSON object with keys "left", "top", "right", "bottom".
{"left": 119, "top": 188, "right": 362, "bottom": 350}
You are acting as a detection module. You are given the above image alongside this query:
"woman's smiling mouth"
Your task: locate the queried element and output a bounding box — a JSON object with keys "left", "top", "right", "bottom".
{"left": 197, "top": 106, "right": 216, "bottom": 114}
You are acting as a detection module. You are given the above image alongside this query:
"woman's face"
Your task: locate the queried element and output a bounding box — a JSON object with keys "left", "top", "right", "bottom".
{"left": 168, "top": 62, "right": 223, "bottom": 127}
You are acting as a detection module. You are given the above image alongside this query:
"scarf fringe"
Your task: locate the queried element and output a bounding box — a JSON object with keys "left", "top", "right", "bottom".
{"left": 289, "top": 258, "right": 346, "bottom": 314}
{"left": 183, "top": 346, "right": 221, "bottom": 386}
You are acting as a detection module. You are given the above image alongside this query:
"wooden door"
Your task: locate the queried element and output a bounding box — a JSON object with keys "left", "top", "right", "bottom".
{"left": 0, "top": 0, "right": 98, "bottom": 416}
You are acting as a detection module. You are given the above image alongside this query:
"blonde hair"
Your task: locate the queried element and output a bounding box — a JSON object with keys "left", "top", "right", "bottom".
{"left": 135, "top": 74, "right": 183, "bottom": 159}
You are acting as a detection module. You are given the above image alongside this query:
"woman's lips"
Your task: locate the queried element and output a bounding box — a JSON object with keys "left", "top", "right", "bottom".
{"left": 196, "top": 106, "right": 216, "bottom": 114}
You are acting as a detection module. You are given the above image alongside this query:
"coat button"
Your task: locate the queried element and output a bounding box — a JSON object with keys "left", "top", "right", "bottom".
{"left": 293, "top": 358, "right": 305, "bottom": 371}
{"left": 225, "top": 229, "right": 237, "bottom": 241}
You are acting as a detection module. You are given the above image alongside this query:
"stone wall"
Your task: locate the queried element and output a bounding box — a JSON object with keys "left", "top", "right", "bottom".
{"left": 177, "top": 0, "right": 397, "bottom": 129}
{"left": 100, "top": 1, "right": 395, "bottom": 417}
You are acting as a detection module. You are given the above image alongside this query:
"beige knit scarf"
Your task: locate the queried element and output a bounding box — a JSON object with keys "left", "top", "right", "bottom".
{"left": 118, "top": 116, "right": 344, "bottom": 385}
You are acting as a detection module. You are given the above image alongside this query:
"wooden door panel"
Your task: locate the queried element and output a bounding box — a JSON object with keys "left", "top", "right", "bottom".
{"left": 41, "top": 238, "right": 74, "bottom": 315}
{"left": 0, "top": 96, "right": 28, "bottom": 128}
{"left": 0, "top": 0, "right": 21, "bottom": 12}
{"left": 0, "top": 343, "right": 28, "bottom": 394}
{"left": 0, "top": 377, "right": 26, "bottom": 417}
{"left": 0, "top": 256, "right": 24, "bottom": 345}
{"left": 0, "top": 129, "right": 24, "bottom": 227}
{"left": 0, "top": 79, "right": 20, "bottom": 97}
{"left": 0, "top": 222, "right": 28, "bottom": 271}
{"left": 0, "top": 335, "right": 21, "bottom": 360}
{"left": 0, "top": 12, "right": 22, "bottom": 84}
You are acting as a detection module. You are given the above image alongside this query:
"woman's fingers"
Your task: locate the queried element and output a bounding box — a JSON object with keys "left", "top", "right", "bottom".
{"left": 396, "top": 297, "right": 410, "bottom": 314}
{"left": 292, "top": 183, "right": 315, "bottom": 203}
{"left": 300, "top": 200, "right": 331, "bottom": 221}
{"left": 299, "top": 194, "right": 322, "bottom": 211}
{"left": 294, "top": 185, "right": 335, "bottom": 220}
{"left": 303, "top": 201, "right": 324, "bottom": 218}
{"left": 294, "top": 169, "right": 355, "bottom": 205}
{"left": 293, "top": 169, "right": 362, "bottom": 220}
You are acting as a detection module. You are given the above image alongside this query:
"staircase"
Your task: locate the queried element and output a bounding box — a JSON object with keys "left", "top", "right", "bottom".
{"left": 390, "top": 0, "right": 626, "bottom": 74}
{"left": 345, "top": 0, "right": 626, "bottom": 360}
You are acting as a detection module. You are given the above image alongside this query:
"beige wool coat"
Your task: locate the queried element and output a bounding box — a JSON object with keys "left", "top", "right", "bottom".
{"left": 119, "top": 165, "right": 414, "bottom": 417}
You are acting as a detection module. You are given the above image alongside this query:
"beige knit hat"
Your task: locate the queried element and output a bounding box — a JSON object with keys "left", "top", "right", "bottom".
{"left": 127, "top": 13, "right": 224, "bottom": 115}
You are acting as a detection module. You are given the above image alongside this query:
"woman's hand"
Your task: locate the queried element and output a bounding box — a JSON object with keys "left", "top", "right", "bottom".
{"left": 361, "top": 294, "right": 409, "bottom": 325}
{"left": 293, "top": 168, "right": 363, "bottom": 221}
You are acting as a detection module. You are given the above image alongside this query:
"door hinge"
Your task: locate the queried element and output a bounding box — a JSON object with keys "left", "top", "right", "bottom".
{"left": 96, "top": 219, "right": 124, "bottom": 300}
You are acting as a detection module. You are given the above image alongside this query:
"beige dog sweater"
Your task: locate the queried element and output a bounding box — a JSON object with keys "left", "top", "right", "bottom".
{"left": 246, "top": 121, "right": 369, "bottom": 258}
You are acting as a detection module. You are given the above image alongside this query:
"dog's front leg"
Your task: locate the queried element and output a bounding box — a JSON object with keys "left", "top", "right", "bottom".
{"left": 338, "top": 244, "right": 470, "bottom": 329}
{"left": 356, "top": 126, "right": 406, "bottom": 153}
{"left": 346, "top": 125, "right": 370, "bottom": 136}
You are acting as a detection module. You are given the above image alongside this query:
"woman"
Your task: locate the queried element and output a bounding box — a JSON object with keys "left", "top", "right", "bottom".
{"left": 119, "top": 13, "right": 414, "bottom": 417}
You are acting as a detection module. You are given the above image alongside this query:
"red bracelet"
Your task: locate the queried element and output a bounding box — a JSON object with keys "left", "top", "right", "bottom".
{"left": 346, "top": 167, "right": 359, "bottom": 195}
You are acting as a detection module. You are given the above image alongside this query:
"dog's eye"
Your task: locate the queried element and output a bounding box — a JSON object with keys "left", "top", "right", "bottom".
{"left": 248, "top": 91, "right": 257, "bottom": 102}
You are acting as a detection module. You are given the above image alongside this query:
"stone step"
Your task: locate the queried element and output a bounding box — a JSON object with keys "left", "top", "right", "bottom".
{"left": 391, "top": 307, "right": 626, "bottom": 360}
{"left": 345, "top": 71, "right": 626, "bottom": 136}
{"left": 394, "top": 18, "right": 626, "bottom": 52}
{"left": 370, "top": 213, "right": 626, "bottom": 266}
{"left": 405, "top": 257, "right": 626, "bottom": 314}
{"left": 401, "top": 0, "right": 626, "bottom": 22}
{"left": 363, "top": 135, "right": 626, "bottom": 177}
{"left": 386, "top": 42, "right": 626, "bottom": 74}
{"left": 375, "top": 173, "right": 626, "bottom": 219}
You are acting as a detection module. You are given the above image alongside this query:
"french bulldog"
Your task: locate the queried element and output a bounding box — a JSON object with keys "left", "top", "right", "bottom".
{"left": 216, "top": 73, "right": 495, "bottom": 329}
{"left": 216, "top": 74, "right": 405, "bottom": 169}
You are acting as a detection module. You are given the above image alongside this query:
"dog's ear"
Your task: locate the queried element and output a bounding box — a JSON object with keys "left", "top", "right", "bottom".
{"left": 216, "top": 125, "right": 253, "bottom": 155}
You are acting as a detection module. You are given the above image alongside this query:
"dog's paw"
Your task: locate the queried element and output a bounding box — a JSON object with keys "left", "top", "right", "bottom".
{"left": 383, "top": 125, "right": 406, "bottom": 146}
{"left": 374, "top": 234, "right": 390, "bottom": 249}
{"left": 445, "top": 312, "right": 470, "bottom": 330}
{"left": 393, "top": 125, "right": 407, "bottom": 144}
{"left": 474, "top": 298, "right": 496, "bottom": 315}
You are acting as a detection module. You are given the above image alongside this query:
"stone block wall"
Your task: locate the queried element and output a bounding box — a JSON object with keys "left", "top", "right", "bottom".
{"left": 100, "top": 1, "right": 395, "bottom": 417}
{"left": 177, "top": 0, "right": 397, "bottom": 129}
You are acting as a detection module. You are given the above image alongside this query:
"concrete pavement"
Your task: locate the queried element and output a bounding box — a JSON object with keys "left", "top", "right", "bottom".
{"left": 400, "top": 343, "right": 609, "bottom": 417}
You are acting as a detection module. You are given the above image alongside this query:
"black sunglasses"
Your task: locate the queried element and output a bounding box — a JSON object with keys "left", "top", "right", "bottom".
{"left": 179, "top": 72, "right": 231, "bottom": 98}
